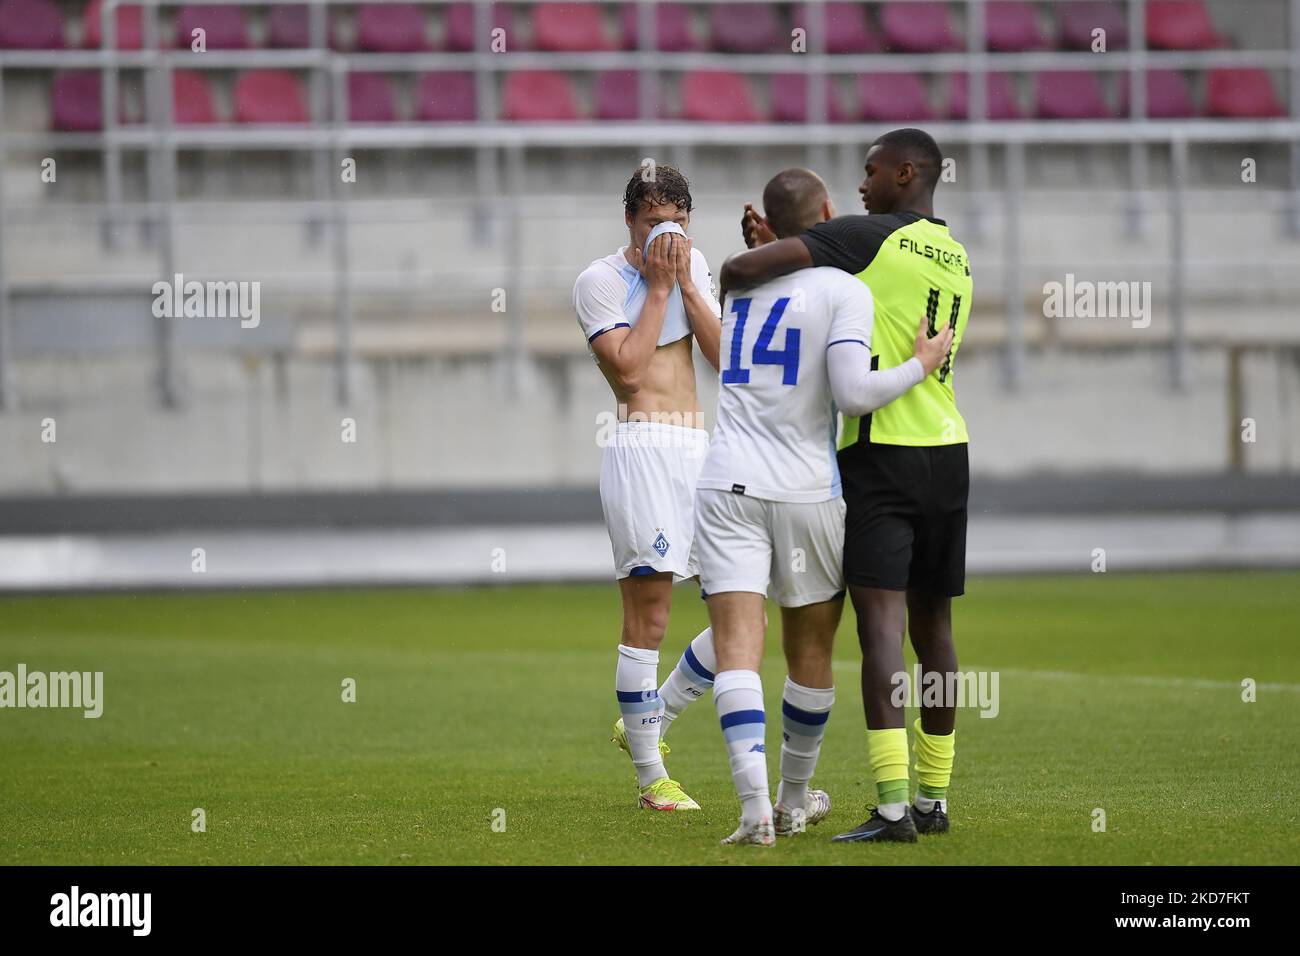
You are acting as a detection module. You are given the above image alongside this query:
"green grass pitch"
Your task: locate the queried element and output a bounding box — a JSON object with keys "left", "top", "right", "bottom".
{"left": 1, "top": 571, "right": 1297, "bottom": 865}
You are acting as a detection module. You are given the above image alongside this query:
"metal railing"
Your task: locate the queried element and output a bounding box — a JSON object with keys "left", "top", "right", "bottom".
{"left": 0, "top": 0, "right": 1298, "bottom": 407}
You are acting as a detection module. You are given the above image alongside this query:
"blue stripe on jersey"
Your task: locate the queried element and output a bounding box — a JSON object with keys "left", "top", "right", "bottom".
{"left": 589, "top": 322, "right": 631, "bottom": 343}
{"left": 827, "top": 338, "right": 868, "bottom": 348}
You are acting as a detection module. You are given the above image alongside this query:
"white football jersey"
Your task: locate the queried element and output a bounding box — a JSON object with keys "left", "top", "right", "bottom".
{"left": 697, "top": 267, "right": 873, "bottom": 503}
{"left": 573, "top": 245, "right": 720, "bottom": 349}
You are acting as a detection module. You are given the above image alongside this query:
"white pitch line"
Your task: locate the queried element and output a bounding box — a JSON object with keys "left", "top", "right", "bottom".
{"left": 830, "top": 661, "right": 1300, "bottom": 693}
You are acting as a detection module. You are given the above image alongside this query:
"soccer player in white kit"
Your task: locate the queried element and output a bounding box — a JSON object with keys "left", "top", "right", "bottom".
{"left": 573, "top": 164, "right": 723, "bottom": 811}
{"left": 699, "top": 169, "right": 954, "bottom": 844}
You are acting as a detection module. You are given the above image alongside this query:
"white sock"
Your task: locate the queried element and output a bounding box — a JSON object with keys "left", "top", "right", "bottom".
{"left": 776, "top": 677, "right": 834, "bottom": 812}
{"left": 914, "top": 795, "right": 947, "bottom": 813}
{"left": 616, "top": 644, "right": 666, "bottom": 788}
{"left": 879, "top": 802, "right": 908, "bottom": 822}
{"left": 658, "top": 628, "right": 716, "bottom": 738}
{"left": 713, "top": 669, "right": 771, "bottom": 826}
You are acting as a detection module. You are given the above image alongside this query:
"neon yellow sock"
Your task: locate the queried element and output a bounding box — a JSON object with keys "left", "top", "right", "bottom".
{"left": 866, "top": 727, "right": 910, "bottom": 806}
{"left": 913, "top": 716, "right": 955, "bottom": 800}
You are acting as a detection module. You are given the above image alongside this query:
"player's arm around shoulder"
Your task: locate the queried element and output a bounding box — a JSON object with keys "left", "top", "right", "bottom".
{"left": 682, "top": 243, "right": 722, "bottom": 372}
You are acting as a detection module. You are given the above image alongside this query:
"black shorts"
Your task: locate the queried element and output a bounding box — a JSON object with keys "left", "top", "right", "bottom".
{"left": 839, "top": 441, "right": 969, "bottom": 597}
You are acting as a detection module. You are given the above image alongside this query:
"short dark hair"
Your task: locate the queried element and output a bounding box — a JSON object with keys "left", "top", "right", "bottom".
{"left": 762, "top": 168, "right": 829, "bottom": 239}
{"left": 873, "top": 128, "right": 943, "bottom": 189}
{"left": 623, "top": 162, "right": 694, "bottom": 218}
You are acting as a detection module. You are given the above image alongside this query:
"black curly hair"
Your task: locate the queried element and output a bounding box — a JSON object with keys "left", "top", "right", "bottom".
{"left": 623, "top": 161, "right": 694, "bottom": 218}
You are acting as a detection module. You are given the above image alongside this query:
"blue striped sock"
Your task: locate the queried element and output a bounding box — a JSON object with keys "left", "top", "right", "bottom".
{"left": 616, "top": 644, "right": 666, "bottom": 788}
{"left": 658, "top": 628, "right": 715, "bottom": 736}
{"left": 714, "top": 669, "right": 771, "bottom": 826}
{"left": 777, "top": 677, "right": 834, "bottom": 811}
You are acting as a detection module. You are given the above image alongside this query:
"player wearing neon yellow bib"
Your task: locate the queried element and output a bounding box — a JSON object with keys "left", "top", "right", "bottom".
{"left": 721, "top": 129, "right": 969, "bottom": 845}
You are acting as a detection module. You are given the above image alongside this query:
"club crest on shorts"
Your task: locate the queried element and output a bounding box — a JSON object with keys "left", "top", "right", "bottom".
{"left": 652, "top": 532, "right": 670, "bottom": 557}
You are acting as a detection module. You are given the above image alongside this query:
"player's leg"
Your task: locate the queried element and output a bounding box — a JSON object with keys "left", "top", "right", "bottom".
{"left": 906, "top": 588, "right": 955, "bottom": 833}
{"left": 657, "top": 626, "right": 715, "bottom": 738}
{"left": 614, "top": 571, "right": 677, "bottom": 794}
{"left": 770, "top": 496, "right": 845, "bottom": 835}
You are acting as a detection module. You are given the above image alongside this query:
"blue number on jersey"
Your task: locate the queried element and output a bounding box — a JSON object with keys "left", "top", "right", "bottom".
{"left": 723, "top": 296, "right": 801, "bottom": 386}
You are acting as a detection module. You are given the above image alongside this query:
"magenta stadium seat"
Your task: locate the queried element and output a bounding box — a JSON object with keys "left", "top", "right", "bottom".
{"left": 985, "top": 2, "right": 1048, "bottom": 52}
{"left": 879, "top": 2, "right": 960, "bottom": 52}
{"left": 857, "top": 72, "right": 936, "bottom": 122}
{"left": 502, "top": 70, "right": 580, "bottom": 121}
{"left": 1206, "top": 68, "right": 1285, "bottom": 118}
{"left": 1117, "top": 70, "right": 1196, "bottom": 119}
{"left": 444, "top": 2, "right": 518, "bottom": 51}
{"left": 0, "top": 0, "right": 64, "bottom": 49}
{"left": 51, "top": 72, "right": 103, "bottom": 130}
{"left": 771, "top": 73, "right": 849, "bottom": 123}
{"left": 355, "top": 3, "right": 428, "bottom": 52}
{"left": 83, "top": 0, "right": 143, "bottom": 50}
{"left": 415, "top": 72, "right": 478, "bottom": 122}
{"left": 175, "top": 4, "right": 249, "bottom": 50}
{"left": 1146, "top": 1, "right": 1220, "bottom": 50}
{"left": 172, "top": 69, "right": 217, "bottom": 124}
{"left": 266, "top": 5, "right": 310, "bottom": 48}
{"left": 709, "top": 2, "right": 784, "bottom": 53}
{"left": 1058, "top": 1, "right": 1128, "bottom": 50}
{"left": 1035, "top": 70, "right": 1111, "bottom": 119}
{"left": 595, "top": 70, "right": 667, "bottom": 121}
{"left": 619, "top": 2, "right": 697, "bottom": 51}
{"left": 234, "top": 70, "right": 309, "bottom": 124}
{"left": 680, "top": 71, "right": 761, "bottom": 123}
{"left": 792, "top": 3, "right": 882, "bottom": 53}
{"left": 532, "top": 3, "right": 612, "bottom": 51}
{"left": 947, "top": 72, "right": 1022, "bottom": 120}
{"left": 348, "top": 72, "right": 397, "bottom": 123}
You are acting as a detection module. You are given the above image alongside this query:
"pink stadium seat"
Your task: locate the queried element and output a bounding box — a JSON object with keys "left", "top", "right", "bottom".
{"left": 947, "top": 72, "right": 1023, "bottom": 120}
{"left": 1117, "top": 70, "right": 1196, "bottom": 119}
{"left": 172, "top": 69, "right": 217, "bottom": 124}
{"left": 1146, "top": 1, "right": 1221, "bottom": 51}
{"left": 1035, "top": 70, "right": 1112, "bottom": 119}
{"left": 415, "top": 72, "right": 478, "bottom": 122}
{"left": 680, "top": 70, "right": 761, "bottom": 123}
{"left": 1059, "top": 1, "right": 1128, "bottom": 51}
{"left": 348, "top": 72, "right": 397, "bottom": 123}
{"left": 267, "top": 5, "right": 310, "bottom": 48}
{"left": 234, "top": 70, "right": 309, "bottom": 124}
{"left": 51, "top": 72, "right": 105, "bottom": 131}
{"left": 879, "top": 2, "right": 961, "bottom": 53}
{"left": 502, "top": 70, "right": 580, "bottom": 121}
{"left": 857, "top": 72, "right": 936, "bottom": 122}
{"left": 985, "top": 2, "right": 1048, "bottom": 52}
{"left": 709, "top": 2, "right": 784, "bottom": 53}
{"left": 1205, "top": 68, "right": 1285, "bottom": 118}
{"left": 0, "top": 0, "right": 64, "bottom": 49}
{"left": 175, "top": 4, "right": 249, "bottom": 50}
{"left": 445, "top": 2, "right": 518, "bottom": 52}
{"left": 355, "top": 3, "right": 428, "bottom": 52}
{"left": 595, "top": 70, "right": 667, "bottom": 121}
{"left": 792, "top": 3, "right": 882, "bottom": 53}
{"left": 619, "top": 2, "right": 697, "bottom": 51}
{"left": 771, "top": 73, "right": 849, "bottom": 123}
{"left": 83, "top": 0, "right": 143, "bottom": 50}
{"left": 532, "top": 3, "right": 612, "bottom": 51}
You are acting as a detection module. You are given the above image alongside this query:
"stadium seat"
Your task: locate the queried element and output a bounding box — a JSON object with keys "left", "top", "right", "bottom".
{"left": 267, "top": 5, "right": 310, "bottom": 48}
{"left": 1145, "top": 1, "right": 1221, "bottom": 50}
{"left": 415, "top": 71, "right": 478, "bottom": 122}
{"left": 51, "top": 72, "right": 105, "bottom": 131}
{"left": 1117, "top": 70, "right": 1197, "bottom": 119}
{"left": 857, "top": 72, "right": 936, "bottom": 122}
{"left": 709, "top": 2, "right": 784, "bottom": 53}
{"left": 879, "top": 2, "right": 961, "bottom": 52}
{"left": 947, "top": 72, "right": 1023, "bottom": 121}
{"left": 172, "top": 69, "right": 217, "bottom": 124}
{"left": 680, "top": 70, "right": 761, "bottom": 123}
{"left": 355, "top": 3, "right": 428, "bottom": 52}
{"left": 348, "top": 72, "right": 398, "bottom": 123}
{"left": 771, "top": 73, "right": 849, "bottom": 123}
{"left": 502, "top": 70, "right": 580, "bottom": 121}
{"left": 792, "top": 2, "right": 883, "bottom": 53}
{"left": 619, "top": 2, "right": 698, "bottom": 51}
{"left": 444, "top": 2, "right": 518, "bottom": 52}
{"left": 985, "top": 2, "right": 1049, "bottom": 52}
{"left": 532, "top": 3, "right": 612, "bottom": 51}
{"left": 595, "top": 70, "right": 668, "bottom": 121}
{"left": 175, "top": 4, "right": 249, "bottom": 50}
{"left": 0, "top": 0, "right": 64, "bottom": 49}
{"left": 83, "top": 0, "right": 143, "bottom": 50}
{"left": 1058, "top": 1, "right": 1127, "bottom": 51}
{"left": 1035, "top": 70, "right": 1112, "bottom": 119}
{"left": 234, "top": 70, "right": 309, "bottom": 124}
{"left": 1205, "top": 68, "right": 1285, "bottom": 118}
